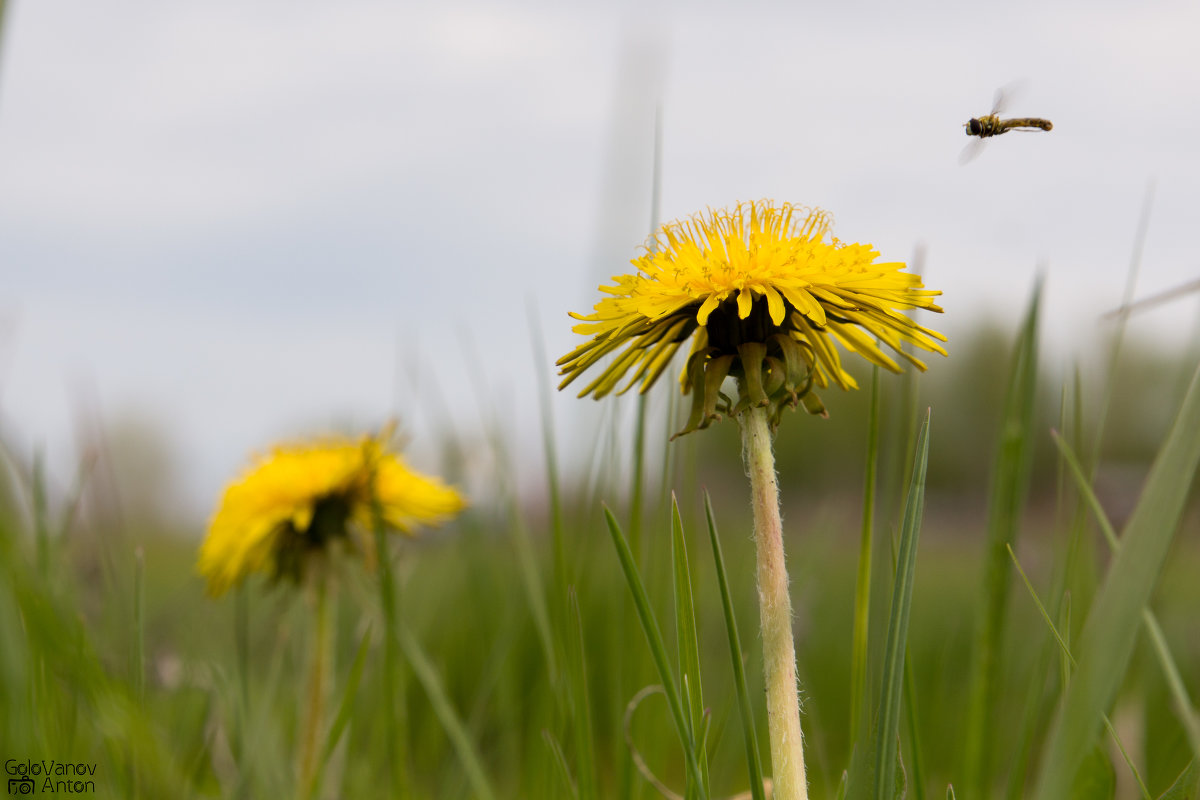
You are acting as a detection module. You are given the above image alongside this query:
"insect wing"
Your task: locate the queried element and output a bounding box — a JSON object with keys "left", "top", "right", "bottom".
{"left": 990, "top": 87, "right": 1007, "bottom": 116}
{"left": 958, "top": 137, "right": 987, "bottom": 165}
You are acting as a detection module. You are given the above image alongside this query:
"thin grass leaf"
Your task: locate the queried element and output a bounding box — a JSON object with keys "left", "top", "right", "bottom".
{"left": 902, "top": 648, "right": 926, "bottom": 800}
{"left": 704, "top": 493, "right": 766, "bottom": 800}
{"left": 1032, "top": 362, "right": 1200, "bottom": 800}
{"left": 626, "top": 685, "right": 687, "bottom": 800}
{"left": 671, "top": 494, "right": 711, "bottom": 799}
{"left": 307, "top": 625, "right": 374, "bottom": 800}
{"left": 54, "top": 450, "right": 94, "bottom": 542}
{"left": 133, "top": 547, "right": 145, "bottom": 705}
{"left": 872, "top": 409, "right": 931, "bottom": 800}
{"left": 1052, "top": 430, "right": 1200, "bottom": 756}
{"left": 1142, "top": 616, "right": 1200, "bottom": 760}
{"left": 510, "top": 504, "right": 559, "bottom": 683}
{"left": 528, "top": 304, "right": 570, "bottom": 630}
{"left": 32, "top": 447, "right": 49, "bottom": 580}
{"left": 1009, "top": 545, "right": 1152, "bottom": 799}
{"left": 231, "top": 585, "right": 252, "bottom": 800}
{"left": 1091, "top": 180, "right": 1155, "bottom": 470}
{"left": 630, "top": 393, "right": 649, "bottom": 560}
{"left": 373, "top": 518, "right": 408, "bottom": 798}
{"left": 851, "top": 364, "right": 882, "bottom": 746}
{"left": 963, "top": 278, "right": 1042, "bottom": 796}
{"left": 604, "top": 506, "right": 707, "bottom": 798}
{"left": 396, "top": 621, "right": 497, "bottom": 800}
{"left": 564, "top": 587, "right": 597, "bottom": 800}
{"left": 543, "top": 730, "right": 581, "bottom": 800}
{"left": 1003, "top": 611, "right": 1057, "bottom": 800}
{"left": 1157, "top": 759, "right": 1199, "bottom": 800}
{"left": 629, "top": 115, "right": 665, "bottom": 560}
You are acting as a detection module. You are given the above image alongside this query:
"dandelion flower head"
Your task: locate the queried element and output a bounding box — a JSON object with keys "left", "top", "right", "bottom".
{"left": 198, "top": 431, "right": 465, "bottom": 595}
{"left": 558, "top": 200, "right": 947, "bottom": 434}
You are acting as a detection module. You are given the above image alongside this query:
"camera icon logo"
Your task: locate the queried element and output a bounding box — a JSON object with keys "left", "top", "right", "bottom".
{"left": 7, "top": 775, "right": 34, "bottom": 794}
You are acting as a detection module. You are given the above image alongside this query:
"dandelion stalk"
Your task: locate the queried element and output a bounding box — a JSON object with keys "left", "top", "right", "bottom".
{"left": 300, "top": 575, "right": 334, "bottom": 795}
{"left": 740, "top": 403, "right": 808, "bottom": 800}
{"left": 557, "top": 199, "right": 945, "bottom": 800}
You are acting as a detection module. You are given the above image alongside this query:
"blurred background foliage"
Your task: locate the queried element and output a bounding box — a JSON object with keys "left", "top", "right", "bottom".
{"left": 1, "top": 320, "right": 1197, "bottom": 798}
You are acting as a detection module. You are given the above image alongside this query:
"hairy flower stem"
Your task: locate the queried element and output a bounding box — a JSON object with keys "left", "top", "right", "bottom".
{"left": 739, "top": 404, "right": 809, "bottom": 800}
{"left": 300, "top": 576, "right": 333, "bottom": 796}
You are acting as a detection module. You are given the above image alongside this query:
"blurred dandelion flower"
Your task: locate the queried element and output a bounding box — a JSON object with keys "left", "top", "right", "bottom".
{"left": 558, "top": 200, "right": 947, "bottom": 434}
{"left": 198, "top": 431, "right": 465, "bottom": 596}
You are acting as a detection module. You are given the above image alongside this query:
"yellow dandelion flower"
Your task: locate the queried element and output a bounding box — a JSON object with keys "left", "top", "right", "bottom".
{"left": 558, "top": 200, "right": 947, "bottom": 434}
{"left": 198, "top": 432, "right": 465, "bottom": 596}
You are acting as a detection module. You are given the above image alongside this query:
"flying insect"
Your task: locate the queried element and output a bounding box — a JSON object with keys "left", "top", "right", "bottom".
{"left": 960, "top": 87, "right": 1052, "bottom": 164}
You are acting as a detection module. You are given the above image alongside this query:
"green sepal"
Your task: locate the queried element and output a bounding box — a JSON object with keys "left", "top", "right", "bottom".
{"left": 736, "top": 342, "right": 770, "bottom": 409}
{"left": 801, "top": 389, "right": 828, "bottom": 418}
{"left": 676, "top": 348, "right": 714, "bottom": 438}
{"left": 701, "top": 355, "right": 736, "bottom": 429}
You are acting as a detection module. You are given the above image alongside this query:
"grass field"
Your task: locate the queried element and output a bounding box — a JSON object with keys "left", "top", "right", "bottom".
{"left": 2, "top": 274, "right": 1199, "bottom": 800}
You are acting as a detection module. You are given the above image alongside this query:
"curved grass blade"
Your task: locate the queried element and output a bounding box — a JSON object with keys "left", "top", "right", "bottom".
{"left": 872, "top": 409, "right": 931, "bottom": 800}
{"left": 1032, "top": 362, "right": 1200, "bottom": 800}
{"left": 704, "top": 492, "right": 767, "bottom": 800}
{"left": 604, "top": 506, "right": 707, "bottom": 798}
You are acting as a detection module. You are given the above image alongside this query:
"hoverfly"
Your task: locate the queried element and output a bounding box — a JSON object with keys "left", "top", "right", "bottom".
{"left": 960, "top": 86, "right": 1053, "bottom": 164}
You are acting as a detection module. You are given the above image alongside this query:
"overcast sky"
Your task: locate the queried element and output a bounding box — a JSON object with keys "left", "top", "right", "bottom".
{"left": 2, "top": 0, "right": 1199, "bottom": 520}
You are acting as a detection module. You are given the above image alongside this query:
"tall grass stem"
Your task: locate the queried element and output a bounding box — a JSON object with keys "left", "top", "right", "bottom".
{"left": 850, "top": 365, "right": 881, "bottom": 745}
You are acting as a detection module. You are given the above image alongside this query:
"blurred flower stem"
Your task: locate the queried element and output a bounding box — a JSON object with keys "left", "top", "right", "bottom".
{"left": 740, "top": 402, "right": 808, "bottom": 800}
{"left": 299, "top": 575, "right": 333, "bottom": 796}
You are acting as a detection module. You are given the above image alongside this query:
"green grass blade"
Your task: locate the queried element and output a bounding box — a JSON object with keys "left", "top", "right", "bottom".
{"left": 133, "top": 547, "right": 145, "bottom": 705}
{"left": 1008, "top": 544, "right": 1152, "bottom": 798}
{"left": 565, "top": 587, "right": 598, "bottom": 800}
{"left": 1157, "top": 759, "right": 1199, "bottom": 800}
{"left": 872, "top": 408, "right": 931, "bottom": 800}
{"left": 528, "top": 304, "right": 569, "bottom": 623}
{"left": 1141, "top": 615, "right": 1200, "bottom": 759}
{"left": 1090, "top": 180, "right": 1155, "bottom": 471}
{"left": 307, "top": 625, "right": 374, "bottom": 799}
{"left": 510, "top": 505, "right": 559, "bottom": 683}
{"left": 851, "top": 364, "right": 881, "bottom": 746}
{"left": 704, "top": 492, "right": 767, "bottom": 800}
{"left": 1051, "top": 429, "right": 1200, "bottom": 758}
{"left": 32, "top": 447, "right": 49, "bottom": 581}
{"left": 671, "top": 494, "right": 710, "bottom": 798}
{"left": 963, "top": 278, "right": 1042, "bottom": 795}
{"left": 396, "top": 621, "right": 498, "bottom": 800}
{"left": 630, "top": 393, "right": 649, "bottom": 561}
{"left": 543, "top": 730, "right": 581, "bottom": 800}
{"left": 373, "top": 519, "right": 409, "bottom": 798}
{"left": 902, "top": 646, "right": 927, "bottom": 800}
{"left": 604, "top": 506, "right": 707, "bottom": 798}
